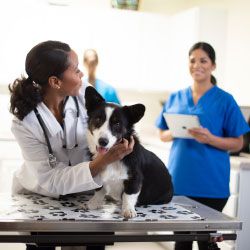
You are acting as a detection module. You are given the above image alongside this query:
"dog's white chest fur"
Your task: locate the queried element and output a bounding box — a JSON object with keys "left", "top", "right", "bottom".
{"left": 100, "top": 161, "right": 128, "bottom": 182}
{"left": 100, "top": 162, "right": 128, "bottom": 201}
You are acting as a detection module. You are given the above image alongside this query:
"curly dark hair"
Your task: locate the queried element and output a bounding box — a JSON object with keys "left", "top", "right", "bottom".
{"left": 9, "top": 40, "right": 71, "bottom": 120}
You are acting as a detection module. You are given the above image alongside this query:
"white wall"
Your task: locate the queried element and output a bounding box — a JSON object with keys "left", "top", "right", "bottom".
{"left": 225, "top": 0, "right": 250, "bottom": 105}
{"left": 0, "top": 0, "right": 226, "bottom": 93}
{"left": 0, "top": 0, "right": 250, "bottom": 104}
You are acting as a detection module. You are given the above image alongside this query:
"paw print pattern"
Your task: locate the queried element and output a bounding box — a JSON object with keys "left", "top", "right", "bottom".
{"left": 162, "top": 206, "right": 177, "bottom": 210}
{"left": 137, "top": 212, "right": 146, "bottom": 218}
{"left": 49, "top": 211, "right": 67, "bottom": 217}
{"left": 17, "top": 209, "right": 39, "bottom": 214}
{"left": 112, "top": 215, "right": 123, "bottom": 219}
{"left": 160, "top": 214, "right": 178, "bottom": 219}
{"left": 30, "top": 215, "right": 47, "bottom": 220}
{"left": 60, "top": 202, "right": 76, "bottom": 207}
{"left": 79, "top": 214, "right": 99, "bottom": 219}
{"left": 71, "top": 208, "right": 88, "bottom": 213}
{"left": 33, "top": 200, "right": 48, "bottom": 205}
{"left": 177, "top": 210, "right": 194, "bottom": 215}
{"left": 1, "top": 193, "right": 202, "bottom": 222}
{"left": 149, "top": 209, "right": 158, "bottom": 213}
{"left": 191, "top": 215, "right": 201, "bottom": 220}
{"left": 13, "top": 204, "right": 27, "bottom": 208}
{"left": 149, "top": 209, "right": 166, "bottom": 214}
{"left": 26, "top": 195, "right": 42, "bottom": 201}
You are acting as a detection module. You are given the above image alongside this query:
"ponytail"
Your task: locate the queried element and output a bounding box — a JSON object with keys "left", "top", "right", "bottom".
{"left": 9, "top": 76, "right": 43, "bottom": 120}
{"left": 211, "top": 74, "right": 217, "bottom": 85}
{"left": 9, "top": 40, "right": 71, "bottom": 120}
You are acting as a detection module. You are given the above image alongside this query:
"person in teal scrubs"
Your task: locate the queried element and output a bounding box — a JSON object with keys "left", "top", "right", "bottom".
{"left": 83, "top": 49, "right": 121, "bottom": 104}
{"left": 156, "top": 42, "right": 250, "bottom": 250}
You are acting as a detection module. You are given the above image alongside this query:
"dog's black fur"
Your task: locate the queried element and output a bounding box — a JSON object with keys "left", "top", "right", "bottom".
{"left": 85, "top": 86, "right": 173, "bottom": 213}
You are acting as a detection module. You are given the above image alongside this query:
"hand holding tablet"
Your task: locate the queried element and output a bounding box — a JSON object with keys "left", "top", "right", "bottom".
{"left": 163, "top": 113, "right": 201, "bottom": 139}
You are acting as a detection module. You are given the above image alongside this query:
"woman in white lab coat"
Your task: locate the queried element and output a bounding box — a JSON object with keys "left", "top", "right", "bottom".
{"left": 9, "top": 40, "right": 134, "bottom": 250}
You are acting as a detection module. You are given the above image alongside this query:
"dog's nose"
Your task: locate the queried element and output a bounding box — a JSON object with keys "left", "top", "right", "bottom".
{"left": 98, "top": 137, "right": 109, "bottom": 147}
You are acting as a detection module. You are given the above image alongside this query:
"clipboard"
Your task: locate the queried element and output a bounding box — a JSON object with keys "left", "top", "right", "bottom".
{"left": 163, "top": 113, "right": 201, "bottom": 139}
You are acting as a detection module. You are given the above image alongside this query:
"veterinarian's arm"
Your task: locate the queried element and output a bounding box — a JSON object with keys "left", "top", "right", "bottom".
{"left": 188, "top": 127, "right": 243, "bottom": 152}
{"left": 158, "top": 129, "right": 173, "bottom": 142}
{"left": 11, "top": 119, "right": 102, "bottom": 197}
{"left": 89, "top": 137, "right": 135, "bottom": 176}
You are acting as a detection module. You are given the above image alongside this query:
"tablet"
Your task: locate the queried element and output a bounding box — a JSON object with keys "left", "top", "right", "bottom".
{"left": 163, "top": 113, "right": 201, "bottom": 139}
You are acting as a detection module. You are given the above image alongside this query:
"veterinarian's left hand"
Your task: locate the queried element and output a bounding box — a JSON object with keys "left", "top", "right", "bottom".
{"left": 188, "top": 127, "right": 214, "bottom": 144}
{"left": 89, "top": 136, "right": 135, "bottom": 176}
{"left": 108, "top": 136, "right": 135, "bottom": 160}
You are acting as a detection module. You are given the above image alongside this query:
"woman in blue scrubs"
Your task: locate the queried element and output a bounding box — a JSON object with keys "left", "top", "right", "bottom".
{"left": 156, "top": 42, "right": 250, "bottom": 250}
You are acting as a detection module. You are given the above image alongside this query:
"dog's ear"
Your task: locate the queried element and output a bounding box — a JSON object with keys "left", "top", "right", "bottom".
{"left": 85, "top": 86, "right": 105, "bottom": 114}
{"left": 123, "top": 104, "right": 145, "bottom": 125}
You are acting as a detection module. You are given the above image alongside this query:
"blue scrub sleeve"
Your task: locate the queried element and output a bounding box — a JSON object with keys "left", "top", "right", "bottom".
{"left": 155, "top": 99, "right": 170, "bottom": 130}
{"left": 223, "top": 95, "right": 250, "bottom": 137}
{"left": 108, "top": 89, "right": 120, "bottom": 104}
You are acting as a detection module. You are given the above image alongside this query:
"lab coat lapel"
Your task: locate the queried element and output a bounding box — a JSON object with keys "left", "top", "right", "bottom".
{"left": 63, "top": 97, "right": 78, "bottom": 149}
{"left": 36, "top": 102, "right": 62, "bottom": 137}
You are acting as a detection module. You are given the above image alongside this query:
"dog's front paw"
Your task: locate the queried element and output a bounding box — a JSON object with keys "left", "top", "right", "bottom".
{"left": 79, "top": 203, "right": 89, "bottom": 210}
{"left": 122, "top": 207, "right": 137, "bottom": 219}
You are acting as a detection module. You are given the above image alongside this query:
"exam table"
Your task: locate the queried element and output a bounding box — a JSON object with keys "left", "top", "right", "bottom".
{"left": 0, "top": 193, "right": 241, "bottom": 248}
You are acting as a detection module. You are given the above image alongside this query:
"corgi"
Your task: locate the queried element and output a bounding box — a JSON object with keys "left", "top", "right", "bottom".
{"left": 84, "top": 86, "right": 173, "bottom": 218}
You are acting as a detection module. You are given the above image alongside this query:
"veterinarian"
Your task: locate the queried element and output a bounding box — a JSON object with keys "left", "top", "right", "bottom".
{"left": 156, "top": 42, "right": 250, "bottom": 250}
{"left": 83, "top": 49, "right": 121, "bottom": 104}
{"left": 9, "top": 40, "right": 134, "bottom": 250}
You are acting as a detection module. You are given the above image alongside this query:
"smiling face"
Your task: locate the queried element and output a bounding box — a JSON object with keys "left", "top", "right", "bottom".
{"left": 59, "top": 50, "right": 84, "bottom": 96}
{"left": 189, "top": 48, "right": 216, "bottom": 84}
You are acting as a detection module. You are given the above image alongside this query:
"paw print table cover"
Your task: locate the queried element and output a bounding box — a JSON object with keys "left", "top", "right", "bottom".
{"left": 0, "top": 193, "right": 203, "bottom": 221}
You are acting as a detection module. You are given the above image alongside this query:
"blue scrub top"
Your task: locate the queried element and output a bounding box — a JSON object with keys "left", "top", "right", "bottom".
{"left": 95, "top": 79, "right": 121, "bottom": 104}
{"left": 156, "top": 86, "right": 250, "bottom": 198}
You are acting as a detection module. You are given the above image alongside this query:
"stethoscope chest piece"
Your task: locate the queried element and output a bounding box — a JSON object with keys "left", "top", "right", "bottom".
{"left": 48, "top": 153, "right": 57, "bottom": 168}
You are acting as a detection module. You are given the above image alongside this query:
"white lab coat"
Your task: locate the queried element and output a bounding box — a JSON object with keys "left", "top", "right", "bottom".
{"left": 11, "top": 84, "right": 102, "bottom": 198}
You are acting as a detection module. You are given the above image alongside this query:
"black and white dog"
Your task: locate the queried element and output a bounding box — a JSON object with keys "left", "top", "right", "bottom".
{"left": 84, "top": 86, "right": 173, "bottom": 218}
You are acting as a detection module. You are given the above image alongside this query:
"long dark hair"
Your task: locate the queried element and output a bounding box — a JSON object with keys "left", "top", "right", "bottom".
{"left": 9, "top": 40, "right": 71, "bottom": 120}
{"left": 189, "top": 42, "right": 217, "bottom": 85}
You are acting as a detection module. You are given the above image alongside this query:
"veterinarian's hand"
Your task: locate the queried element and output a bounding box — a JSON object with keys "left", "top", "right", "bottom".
{"left": 89, "top": 137, "right": 135, "bottom": 176}
{"left": 188, "top": 127, "right": 214, "bottom": 144}
{"left": 104, "top": 136, "right": 135, "bottom": 164}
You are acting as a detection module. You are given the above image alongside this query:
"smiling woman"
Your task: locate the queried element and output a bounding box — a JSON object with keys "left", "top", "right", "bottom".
{"left": 156, "top": 42, "right": 250, "bottom": 250}
{"left": 189, "top": 42, "right": 217, "bottom": 88}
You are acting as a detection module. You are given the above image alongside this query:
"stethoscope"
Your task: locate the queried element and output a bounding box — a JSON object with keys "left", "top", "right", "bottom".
{"left": 34, "top": 96, "right": 79, "bottom": 168}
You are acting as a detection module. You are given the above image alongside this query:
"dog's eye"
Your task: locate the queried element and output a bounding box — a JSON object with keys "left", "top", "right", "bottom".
{"left": 113, "top": 122, "right": 121, "bottom": 132}
{"left": 93, "top": 117, "right": 102, "bottom": 126}
{"left": 95, "top": 118, "right": 101, "bottom": 123}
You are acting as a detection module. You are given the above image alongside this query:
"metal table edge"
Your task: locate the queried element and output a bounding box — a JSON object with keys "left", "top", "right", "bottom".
{"left": 0, "top": 219, "right": 242, "bottom": 232}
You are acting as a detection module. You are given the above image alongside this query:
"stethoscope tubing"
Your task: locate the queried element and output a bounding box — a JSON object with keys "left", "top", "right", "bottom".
{"left": 34, "top": 96, "right": 79, "bottom": 167}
